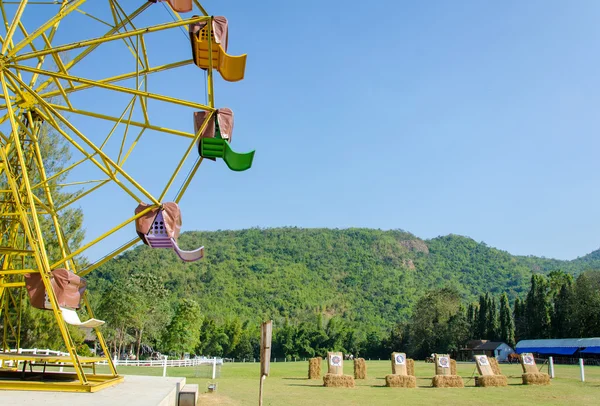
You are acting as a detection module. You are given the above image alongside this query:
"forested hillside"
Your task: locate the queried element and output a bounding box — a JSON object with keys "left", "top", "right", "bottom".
{"left": 88, "top": 227, "right": 600, "bottom": 335}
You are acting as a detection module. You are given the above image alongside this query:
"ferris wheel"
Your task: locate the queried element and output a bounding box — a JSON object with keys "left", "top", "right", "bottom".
{"left": 0, "top": 0, "right": 254, "bottom": 392}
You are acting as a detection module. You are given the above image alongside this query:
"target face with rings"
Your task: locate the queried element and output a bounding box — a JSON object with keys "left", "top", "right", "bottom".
{"left": 395, "top": 354, "right": 405, "bottom": 365}
{"left": 331, "top": 355, "right": 342, "bottom": 366}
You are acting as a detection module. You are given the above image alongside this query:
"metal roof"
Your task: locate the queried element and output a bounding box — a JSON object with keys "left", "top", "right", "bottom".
{"left": 475, "top": 341, "right": 510, "bottom": 351}
{"left": 515, "top": 338, "right": 600, "bottom": 355}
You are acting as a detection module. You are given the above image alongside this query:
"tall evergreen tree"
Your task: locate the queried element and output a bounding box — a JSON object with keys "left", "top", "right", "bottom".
{"left": 513, "top": 298, "right": 526, "bottom": 342}
{"left": 525, "top": 275, "right": 551, "bottom": 338}
{"left": 477, "top": 295, "right": 487, "bottom": 339}
{"left": 486, "top": 294, "right": 498, "bottom": 340}
{"left": 552, "top": 281, "right": 575, "bottom": 338}
{"left": 499, "top": 293, "right": 515, "bottom": 347}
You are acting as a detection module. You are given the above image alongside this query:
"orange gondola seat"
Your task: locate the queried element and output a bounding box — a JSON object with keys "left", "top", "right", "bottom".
{"left": 189, "top": 16, "right": 247, "bottom": 82}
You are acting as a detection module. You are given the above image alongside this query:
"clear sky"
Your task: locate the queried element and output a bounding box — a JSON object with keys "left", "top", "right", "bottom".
{"left": 9, "top": 0, "right": 600, "bottom": 262}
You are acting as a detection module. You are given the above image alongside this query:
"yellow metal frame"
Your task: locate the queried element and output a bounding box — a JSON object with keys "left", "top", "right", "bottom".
{"left": 0, "top": 0, "right": 238, "bottom": 393}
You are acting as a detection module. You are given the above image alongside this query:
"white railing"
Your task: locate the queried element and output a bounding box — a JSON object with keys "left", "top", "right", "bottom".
{"left": 1, "top": 348, "right": 222, "bottom": 368}
{"left": 4, "top": 348, "right": 70, "bottom": 356}
{"left": 97, "top": 357, "right": 223, "bottom": 368}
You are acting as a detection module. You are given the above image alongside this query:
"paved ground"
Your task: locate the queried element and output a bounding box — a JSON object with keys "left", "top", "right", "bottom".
{"left": 0, "top": 375, "right": 186, "bottom": 406}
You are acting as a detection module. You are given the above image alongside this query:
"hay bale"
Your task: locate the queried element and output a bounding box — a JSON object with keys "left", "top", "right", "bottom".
{"left": 308, "top": 357, "right": 322, "bottom": 379}
{"left": 432, "top": 375, "right": 464, "bottom": 388}
{"left": 488, "top": 357, "right": 502, "bottom": 376}
{"left": 323, "top": 373, "right": 355, "bottom": 388}
{"left": 385, "top": 374, "right": 416, "bottom": 388}
{"left": 476, "top": 375, "right": 508, "bottom": 387}
{"left": 353, "top": 358, "right": 367, "bottom": 379}
{"left": 522, "top": 372, "right": 550, "bottom": 385}
{"left": 407, "top": 359, "right": 415, "bottom": 376}
{"left": 450, "top": 359, "right": 457, "bottom": 375}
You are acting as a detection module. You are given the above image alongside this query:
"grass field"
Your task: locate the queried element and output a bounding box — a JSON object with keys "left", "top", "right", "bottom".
{"left": 99, "top": 360, "right": 600, "bottom": 405}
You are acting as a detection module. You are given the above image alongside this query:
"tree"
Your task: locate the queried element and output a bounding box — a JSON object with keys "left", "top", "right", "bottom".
{"left": 525, "top": 275, "right": 551, "bottom": 338}
{"left": 476, "top": 294, "right": 487, "bottom": 339}
{"left": 407, "top": 287, "right": 462, "bottom": 358}
{"left": 485, "top": 294, "right": 498, "bottom": 340}
{"left": 572, "top": 272, "right": 600, "bottom": 337}
{"left": 552, "top": 281, "right": 575, "bottom": 338}
{"left": 162, "top": 299, "right": 202, "bottom": 358}
{"left": 499, "top": 293, "right": 515, "bottom": 347}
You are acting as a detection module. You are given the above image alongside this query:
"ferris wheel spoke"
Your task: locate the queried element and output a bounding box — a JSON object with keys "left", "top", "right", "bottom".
{"left": 6, "top": 0, "right": 87, "bottom": 58}
{"left": 49, "top": 203, "right": 159, "bottom": 271}
{"left": 37, "top": 59, "right": 194, "bottom": 101}
{"left": 24, "top": 1, "right": 69, "bottom": 89}
{"left": 16, "top": 64, "right": 212, "bottom": 111}
{"left": 33, "top": 2, "right": 151, "bottom": 96}
{"left": 108, "top": 0, "right": 146, "bottom": 68}
{"left": 23, "top": 96, "right": 159, "bottom": 205}
{"left": 55, "top": 179, "right": 111, "bottom": 212}
{"left": 48, "top": 103, "right": 194, "bottom": 139}
{"left": 13, "top": 14, "right": 207, "bottom": 63}
{"left": 1, "top": 0, "right": 28, "bottom": 54}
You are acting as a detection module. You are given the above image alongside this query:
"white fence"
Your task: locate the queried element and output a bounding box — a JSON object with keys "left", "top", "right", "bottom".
{"left": 98, "top": 357, "right": 223, "bottom": 368}
{"left": 1, "top": 349, "right": 222, "bottom": 367}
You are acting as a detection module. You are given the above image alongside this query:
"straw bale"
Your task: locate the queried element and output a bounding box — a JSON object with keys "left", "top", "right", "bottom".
{"left": 323, "top": 373, "right": 355, "bottom": 388}
{"left": 522, "top": 372, "right": 550, "bottom": 385}
{"left": 488, "top": 357, "right": 502, "bottom": 376}
{"left": 308, "top": 357, "right": 322, "bottom": 379}
{"left": 432, "top": 375, "right": 464, "bottom": 388}
{"left": 476, "top": 375, "right": 508, "bottom": 387}
{"left": 385, "top": 374, "right": 416, "bottom": 388}
{"left": 353, "top": 358, "right": 367, "bottom": 379}
{"left": 407, "top": 359, "right": 415, "bottom": 376}
{"left": 450, "top": 359, "right": 457, "bottom": 375}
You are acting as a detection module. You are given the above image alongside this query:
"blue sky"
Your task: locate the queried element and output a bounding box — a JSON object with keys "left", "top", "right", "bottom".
{"left": 8, "top": 0, "right": 600, "bottom": 262}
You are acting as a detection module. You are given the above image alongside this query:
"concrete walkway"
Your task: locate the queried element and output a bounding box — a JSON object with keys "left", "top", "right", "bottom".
{"left": 0, "top": 375, "right": 186, "bottom": 406}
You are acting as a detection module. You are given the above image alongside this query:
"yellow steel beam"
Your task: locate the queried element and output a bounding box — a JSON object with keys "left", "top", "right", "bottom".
{"left": 31, "top": 154, "right": 95, "bottom": 191}
{"left": 98, "top": 95, "right": 137, "bottom": 150}
{"left": 77, "top": 238, "right": 138, "bottom": 278}
{"left": 7, "top": 0, "right": 87, "bottom": 58}
{"left": 30, "top": 116, "right": 73, "bottom": 270}
{"left": 36, "top": 59, "right": 194, "bottom": 101}
{"left": 158, "top": 111, "right": 212, "bottom": 201}
{"left": 50, "top": 204, "right": 157, "bottom": 270}
{"left": 1, "top": 0, "right": 28, "bottom": 54}
{"left": 47, "top": 103, "right": 194, "bottom": 138}
{"left": 207, "top": 16, "right": 215, "bottom": 108}
{"left": 175, "top": 157, "right": 203, "bottom": 204}
{"left": 7, "top": 70, "right": 160, "bottom": 204}
{"left": 0, "top": 270, "right": 36, "bottom": 276}
{"left": 13, "top": 15, "right": 208, "bottom": 62}
{"left": 30, "top": 104, "right": 149, "bottom": 204}
{"left": 33, "top": 2, "right": 151, "bottom": 95}
{"left": 26, "top": 0, "right": 69, "bottom": 89}
{"left": 193, "top": 0, "right": 209, "bottom": 16}
{"left": 0, "top": 71, "right": 89, "bottom": 384}
{"left": 14, "top": 64, "right": 213, "bottom": 111}
{"left": 55, "top": 180, "right": 110, "bottom": 212}
{"left": 0, "top": 282, "right": 24, "bottom": 288}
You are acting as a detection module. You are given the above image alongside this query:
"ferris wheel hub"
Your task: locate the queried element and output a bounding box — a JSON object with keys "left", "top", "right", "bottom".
{"left": 0, "top": 55, "right": 7, "bottom": 71}
{"left": 16, "top": 92, "right": 36, "bottom": 110}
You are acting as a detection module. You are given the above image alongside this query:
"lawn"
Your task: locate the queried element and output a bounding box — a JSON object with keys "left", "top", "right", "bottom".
{"left": 99, "top": 360, "right": 600, "bottom": 405}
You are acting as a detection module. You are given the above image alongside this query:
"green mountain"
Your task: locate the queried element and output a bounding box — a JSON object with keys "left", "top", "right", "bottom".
{"left": 88, "top": 227, "right": 600, "bottom": 332}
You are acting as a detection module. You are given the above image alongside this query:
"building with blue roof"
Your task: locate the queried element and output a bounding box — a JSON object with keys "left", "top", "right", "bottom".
{"left": 515, "top": 338, "right": 600, "bottom": 356}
